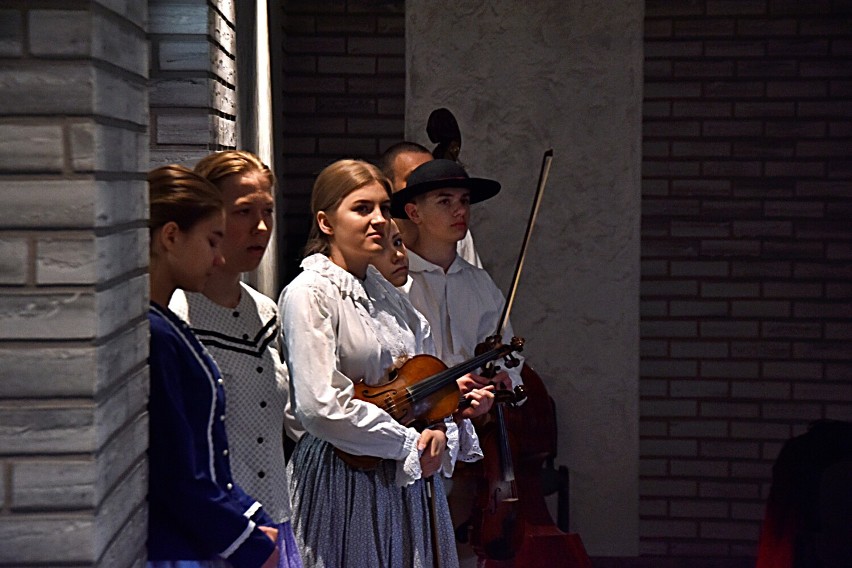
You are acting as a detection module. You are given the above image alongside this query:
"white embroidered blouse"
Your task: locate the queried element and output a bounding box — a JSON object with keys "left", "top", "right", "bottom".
{"left": 278, "top": 254, "right": 482, "bottom": 486}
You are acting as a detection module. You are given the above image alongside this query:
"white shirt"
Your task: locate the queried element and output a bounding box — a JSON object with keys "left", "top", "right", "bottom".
{"left": 170, "top": 282, "right": 295, "bottom": 524}
{"left": 402, "top": 250, "right": 524, "bottom": 390}
{"left": 278, "top": 254, "right": 481, "bottom": 486}
{"left": 457, "top": 229, "right": 482, "bottom": 268}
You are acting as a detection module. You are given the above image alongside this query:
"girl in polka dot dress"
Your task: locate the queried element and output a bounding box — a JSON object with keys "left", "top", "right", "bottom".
{"left": 169, "top": 152, "right": 302, "bottom": 568}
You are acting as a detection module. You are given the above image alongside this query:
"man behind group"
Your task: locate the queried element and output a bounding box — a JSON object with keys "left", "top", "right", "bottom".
{"left": 379, "top": 141, "right": 482, "bottom": 268}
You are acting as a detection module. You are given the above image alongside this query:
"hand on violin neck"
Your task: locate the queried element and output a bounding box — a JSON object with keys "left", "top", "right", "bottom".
{"left": 418, "top": 428, "right": 447, "bottom": 478}
{"left": 454, "top": 385, "right": 495, "bottom": 421}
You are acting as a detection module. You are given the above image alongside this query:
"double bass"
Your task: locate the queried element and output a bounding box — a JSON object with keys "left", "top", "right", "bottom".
{"left": 429, "top": 110, "right": 591, "bottom": 567}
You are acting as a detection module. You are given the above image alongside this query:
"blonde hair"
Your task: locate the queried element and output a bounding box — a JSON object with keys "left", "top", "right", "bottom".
{"left": 148, "top": 165, "right": 223, "bottom": 234}
{"left": 194, "top": 150, "right": 275, "bottom": 192}
{"left": 304, "top": 159, "right": 391, "bottom": 257}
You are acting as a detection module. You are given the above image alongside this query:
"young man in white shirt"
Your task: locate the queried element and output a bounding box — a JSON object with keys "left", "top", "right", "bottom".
{"left": 389, "top": 159, "right": 523, "bottom": 393}
{"left": 379, "top": 142, "right": 482, "bottom": 268}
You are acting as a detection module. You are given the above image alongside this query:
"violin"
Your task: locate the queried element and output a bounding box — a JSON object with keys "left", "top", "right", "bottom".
{"left": 334, "top": 337, "right": 524, "bottom": 469}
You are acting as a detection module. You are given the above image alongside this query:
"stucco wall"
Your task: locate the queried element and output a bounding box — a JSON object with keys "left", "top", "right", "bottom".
{"left": 406, "top": 0, "right": 643, "bottom": 555}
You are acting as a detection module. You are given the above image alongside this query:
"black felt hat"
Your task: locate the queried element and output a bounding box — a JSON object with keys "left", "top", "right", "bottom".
{"left": 389, "top": 159, "right": 501, "bottom": 219}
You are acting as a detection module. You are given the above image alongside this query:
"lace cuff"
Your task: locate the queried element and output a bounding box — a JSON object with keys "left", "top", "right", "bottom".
{"left": 455, "top": 418, "right": 484, "bottom": 464}
{"left": 395, "top": 427, "right": 423, "bottom": 487}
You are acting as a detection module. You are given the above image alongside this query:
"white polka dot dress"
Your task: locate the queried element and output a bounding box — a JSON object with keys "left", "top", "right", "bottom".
{"left": 171, "top": 283, "right": 293, "bottom": 524}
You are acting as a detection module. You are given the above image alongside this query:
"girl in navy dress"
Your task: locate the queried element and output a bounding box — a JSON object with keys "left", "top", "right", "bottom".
{"left": 147, "top": 165, "right": 280, "bottom": 568}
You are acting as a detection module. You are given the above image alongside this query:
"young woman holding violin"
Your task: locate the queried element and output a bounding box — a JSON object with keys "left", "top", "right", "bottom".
{"left": 277, "top": 159, "right": 494, "bottom": 568}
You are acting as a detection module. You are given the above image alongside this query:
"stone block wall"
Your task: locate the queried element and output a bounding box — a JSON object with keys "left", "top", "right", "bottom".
{"left": 149, "top": 0, "right": 238, "bottom": 166}
{"left": 0, "top": 2, "right": 149, "bottom": 566}
{"left": 641, "top": 0, "right": 852, "bottom": 560}
{"left": 275, "top": 0, "right": 406, "bottom": 282}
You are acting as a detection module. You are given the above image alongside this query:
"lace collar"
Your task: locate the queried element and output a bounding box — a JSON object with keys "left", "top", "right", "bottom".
{"left": 301, "top": 254, "right": 369, "bottom": 305}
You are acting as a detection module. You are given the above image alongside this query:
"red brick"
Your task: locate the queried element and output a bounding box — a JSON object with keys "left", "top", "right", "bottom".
{"left": 737, "top": 18, "right": 797, "bottom": 36}
{"left": 761, "top": 321, "right": 822, "bottom": 339}
{"left": 644, "top": 120, "right": 702, "bottom": 137}
{"left": 640, "top": 519, "right": 698, "bottom": 538}
{"left": 641, "top": 420, "right": 669, "bottom": 437}
{"left": 730, "top": 461, "right": 773, "bottom": 478}
{"left": 641, "top": 379, "right": 670, "bottom": 397}
{"left": 765, "top": 120, "right": 827, "bottom": 137}
{"left": 641, "top": 399, "right": 699, "bottom": 417}
{"left": 641, "top": 438, "right": 700, "bottom": 457}
{"left": 730, "top": 421, "right": 792, "bottom": 440}
{"left": 701, "top": 196, "right": 762, "bottom": 214}
{"left": 826, "top": 404, "right": 852, "bottom": 420}
{"left": 763, "top": 241, "right": 824, "bottom": 259}
{"left": 800, "top": 100, "right": 852, "bottom": 117}
{"left": 732, "top": 139, "right": 795, "bottom": 158}
{"left": 731, "top": 339, "right": 792, "bottom": 358}
{"left": 671, "top": 220, "right": 731, "bottom": 236}
{"left": 670, "top": 459, "right": 731, "bottom": 477}
{"left": 702, "top": 120, "right": 763, "bottom": 137}
{"left": 826, "top": 322, "right": 852, "bottom": 340}
{"left": 643, "top": 196, "right": 701, "bottom": 214}
{"left": 669, "top": 541, "right": 732, "bottom": 556}
{"left": 732, "top": 220, "right": 793, "bottom": 237}
{"left": 347, "top": 76, "right": 404, "bottom": 94}
{"left": 794, "top": 301, "right": 852, "bottom": 319}
{"left": 796, "top": 222, "right": 852, "bottom": 240}
{"left": 794, "top": 382, "right": 852, "bottom": 401}
{"left": 793, "top": 341, "right": 852, "bottom": 361}
{"left": 700, "top": 520, "right": 761, "bottom": 541}
{"left": 766, "top": 80, "right": 828, "bottom": 98}
{"left": 314, "top": 15, "right": 376, "bottom": 33}
{"left": 731, "top": 301, "right": 791, "bottom": 318}
{"left": 763, "top": 282, "right": 823, "bottom": 298}
{"left": 731, "top": 381, "right": 791, "bottom": 400}
{"left": 672, "top": 140, "right": 732, "bottom": 157}
{"left": 642, "top": 280, "right": 699, "bottom": 297}
{"left": 731, "top": 502, "right": 768, "bottom": 521}
{"left": 734, "top": 101, "right": 795, "bottom": 118}
{"left": 674, "top": 61, "right": 735, "bottom": 78}
{"left": 285, "top": 36, "right": 346, "bottom": 54}
{"left": 762, "top": 401, "right": 823, "bottom": 420}
{"left": 317, "top": 55, "right": 375, "bottom": 74}
{"left": 702, "top": 160, "right": 763, "bottom": 178}
{"left": 315, "top": 96, "right": 376, "bottom": 114}
{"left": 700, "top": 240, "right": 761, "bottom": 257}
{"left": 642, "top": 259, "right": 670, "bottom": 276}
{"left": 764, "top": 200, "right": 825, "bottom": 217}
{"left": 700, "top": 440, "right": 762, "bottom": 459}
{"left": 700, "top": 401, "right": 761, "bottom": 418}
{"left": 347, "top": 36, "right": 403, "bottom": 56}
{"left": 796, "top": 181, "right": 852, "bottom": 198}
{"left": 641, "top": 359, "right": 699, "bottom": 377}
{"left": 671, "top": 261, "right": 730, "bottom": 277}
{"left": 762, "top": 361, "right": 823, "bottom": 380}
{"left": 731, "top": 260, "right": 792, "bottom": 277}
{"left": 640, "top": 479, "right": 699, "bottom": 497}
{"left": 643, "top": 140, "right": 672, "bottom": 158}
{"left": 766, "top": 161, "right": 827, "bottom": 177}
{"left": 642, "top": 300, "right": 669, "bottom": 317}
{"left": 284, "top": 75, "right": 346, "bottom": 94}
{"left": 641, "top": 339, "right": 669, "bottom": 358}
{"left": 673, "top": 101, "right": 734, "bottom": 118}
{"left": 826, "top": 283, "right": 852, "bottom": 299}
{"left": 770, "top": 0, "right": 832, "bottom": 16}
{"left": 675, "top": 18, "right": 736, "bottom": 37}
{"left": 704, "top": 40, "right": 765, "bottom": 57}
{"left": 644, "top": 100, "right": 672, "bottom": 117}
{"left": 639, "top": 497, "right": 669, "bottom": 515}
{"left": 704, "top": 80, "right": 764, "bottom": 98}
{"left": 701, "top": 360, "right": 760, "bottom": 379}
{"left": 670, "top": 301, "right": 728, "bottom": 317}
{"left": 670, "top": 419, "right": 729, "bottom": 437}
{"left": 671, "top": 181, "right": 732, "bottom": 197}
{"left": 670, "top": 499, "right": 729, "bottom": 518}
{"left": 707, "top": 0, "right": 767, "bottom": 16}
{"left": 284, "top": 54, "right": 317, "bottom": 73}
{"left": 317, "top": 137, "right": 377, "bottom": 156}
{"left": 700, "top": 282, "right": 760, "bottom": 298}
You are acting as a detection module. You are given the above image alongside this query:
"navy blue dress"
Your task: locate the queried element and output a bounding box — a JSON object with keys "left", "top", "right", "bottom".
{"left": 147, "top": 303, "right": 275, "bottom": 568}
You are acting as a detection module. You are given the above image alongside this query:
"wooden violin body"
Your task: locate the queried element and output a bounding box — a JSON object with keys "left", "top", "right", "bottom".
{"left": 334, "top": 338, "right": 524, "bottom": 469}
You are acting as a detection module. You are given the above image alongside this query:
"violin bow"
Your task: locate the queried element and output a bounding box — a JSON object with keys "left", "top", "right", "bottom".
{"left": 494, "top": 149, "right": 554, "bottom": 338}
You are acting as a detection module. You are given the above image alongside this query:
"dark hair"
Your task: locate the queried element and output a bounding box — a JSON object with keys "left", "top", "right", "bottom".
{"left": 148, "top": 165, "right": 224, "bottom": 234}
{"left": 193, "top": 150, "right": 275, "bottom": 193}
{"left": 304, "top": 159, "right": 391, "bottom": 257}
{"left": 377, "top": 141, "right": 431, "bottom": 182}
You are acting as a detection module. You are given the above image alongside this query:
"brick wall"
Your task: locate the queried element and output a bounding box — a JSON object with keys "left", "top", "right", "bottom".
{"left": 276, "top": 0, "right": 405, "bottom": 282}
{"left": 0, "top": 3, "right": 149, "bottom": 566}
{"left": 641, "top": 0, "right": 851, "bottom": 560}
{"left": 149, "top": 0, "right": 238, "bottom": 166}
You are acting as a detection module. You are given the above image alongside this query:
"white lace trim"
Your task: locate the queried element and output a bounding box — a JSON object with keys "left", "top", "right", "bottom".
{"left": 301, "top": 254, "right": 369, "bottom": 305}
{"left": 455, "top": 418, "right": 484, "bottom": 464}
{"left": 395, "top": 427, "right": 423, "bottom": 487}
